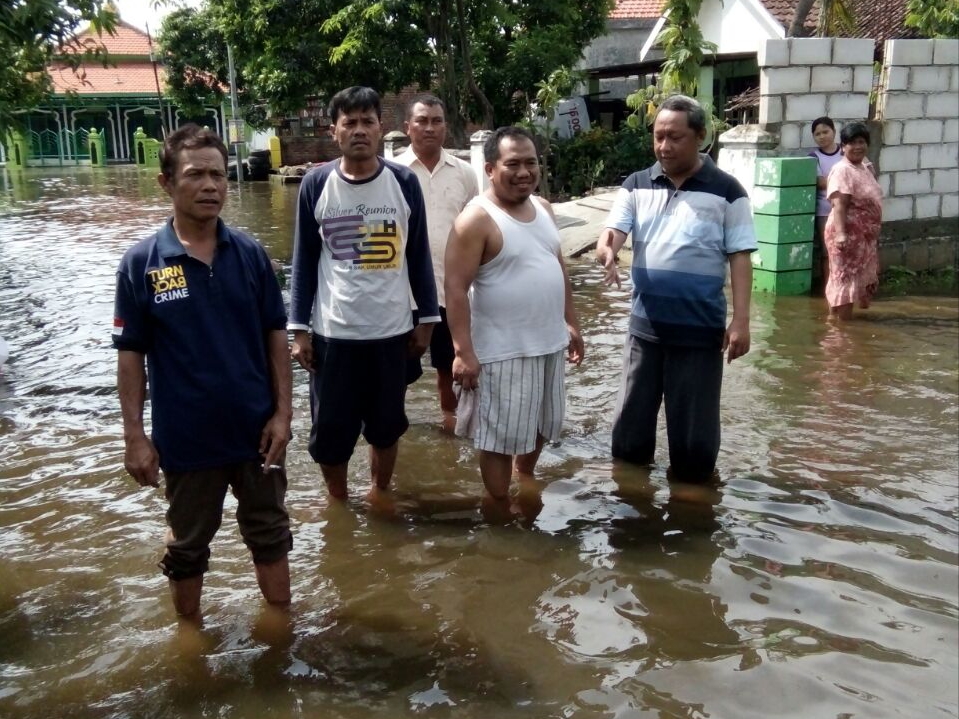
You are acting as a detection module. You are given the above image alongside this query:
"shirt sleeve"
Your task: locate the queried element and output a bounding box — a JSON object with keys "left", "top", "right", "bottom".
{"left": 604, "top": 186, "right": 636, "bottom": 235}
{"left": 826, "top": 162, "right": 855, "bottom": 200}
{"left": 288, "top": 171, "right": 324, "bottom": 332}
{"left": 401, "top": 171, "right": 439, "bottom": 323}
{"left": 112, "top": 260, "right": 151, "bottom": 354}
{"left": 254, "top": 244, "right": 287, "bottom": 332}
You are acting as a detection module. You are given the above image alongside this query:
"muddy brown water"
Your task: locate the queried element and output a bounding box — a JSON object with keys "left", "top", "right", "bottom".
{"left": 0, "top": 166, "right": 956, "bottom": 719}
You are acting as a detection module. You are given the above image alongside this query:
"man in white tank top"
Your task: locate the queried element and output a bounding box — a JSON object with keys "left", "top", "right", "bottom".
{"left": 445, "top": 126, "right": 584, "bottom": 519}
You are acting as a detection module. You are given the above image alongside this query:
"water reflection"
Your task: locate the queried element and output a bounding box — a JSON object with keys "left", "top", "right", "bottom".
{"left": 0, "top": 166, "right": 957, "bottom": 719}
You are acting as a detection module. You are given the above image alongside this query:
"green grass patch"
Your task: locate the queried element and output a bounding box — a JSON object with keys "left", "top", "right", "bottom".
{"left": 879, "top": 265, "right": 958, "bottom": 297}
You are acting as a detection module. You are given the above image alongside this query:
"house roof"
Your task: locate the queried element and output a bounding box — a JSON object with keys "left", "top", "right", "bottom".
{"left": 610, "top": 0, "right": 666, "bottom": 20}
{"left": 48, "top": 62, "right": 167, "bottom": 95}
{"left": 611, "top": 0, "right": 916, "bottom": 43}
{"left": 760, "top": 0, "right": 918, "bottom": 43}
{"left": 63, "top": 19, "right": 156, "bottom": 57}
{"left": 50, "top": 18, "right": 166, "bottom": 96}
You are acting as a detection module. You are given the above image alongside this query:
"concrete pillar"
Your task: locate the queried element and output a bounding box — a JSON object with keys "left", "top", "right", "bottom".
{"left": 717, "top": 124, "right": 780, "bottom": 200}
{"left": 470, "top": 130, "right": 493, "bottom": 191}
{"left": 383, "top": 130, "right": 408, "bottom": 160}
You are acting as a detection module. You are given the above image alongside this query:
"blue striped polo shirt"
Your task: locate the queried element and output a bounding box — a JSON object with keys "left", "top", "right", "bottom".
{"left": 604, "top": 155, "right": 757, "bottom": 348}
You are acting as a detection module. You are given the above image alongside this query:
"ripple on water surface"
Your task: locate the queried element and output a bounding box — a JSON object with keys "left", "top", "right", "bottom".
{"left": 0, "top": 167, "right": 956, "bottom": 719}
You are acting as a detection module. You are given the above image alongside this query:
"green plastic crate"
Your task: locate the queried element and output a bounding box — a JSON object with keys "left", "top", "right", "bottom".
{"left": 752, "top": 241, "right": 813, "bottom": 272}
{"left": 752, "top": 268, "right": 812, "bottom": 295}
{"left": 753, "top": 213, "right": 814, "bottom": 244}
{"left": 751, "top": 185, "right": 816, "bottom": 216}
{"left": 754, "top": 157, "right": 817, "bottom": 187}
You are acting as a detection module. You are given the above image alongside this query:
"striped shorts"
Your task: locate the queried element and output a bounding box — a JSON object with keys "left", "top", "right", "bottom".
{"left": 475, "top": 350, "right": 566, "bottom": 455}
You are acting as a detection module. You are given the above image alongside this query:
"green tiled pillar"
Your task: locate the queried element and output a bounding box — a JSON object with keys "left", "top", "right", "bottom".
{"left": 88, "top": 128, "right": 106, "bottom": 167}
{"left": 751, "top": 157, "right": 816, "bottom": 295}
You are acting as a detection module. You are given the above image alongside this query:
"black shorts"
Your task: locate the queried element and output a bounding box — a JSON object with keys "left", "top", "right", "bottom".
{"left": 406, "top": 308, "right": 455, "bottom": 385}
{"left": 160, "top": 461, "right": 291, "bottom": 580}
{"left": 309, "top": 334, "right": 410, "bottom": 466}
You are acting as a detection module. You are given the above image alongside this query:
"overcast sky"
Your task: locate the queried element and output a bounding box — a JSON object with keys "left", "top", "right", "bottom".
{"left": 112, "top": 0, "right": 201, "bottom": 34}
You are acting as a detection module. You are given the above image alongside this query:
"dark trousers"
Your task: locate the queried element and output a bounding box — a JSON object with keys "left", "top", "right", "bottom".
{"left": 611, "top": 335, "right": 723, "bottom": 483}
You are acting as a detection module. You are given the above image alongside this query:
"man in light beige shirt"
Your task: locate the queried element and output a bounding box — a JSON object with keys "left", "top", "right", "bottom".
{"left": 395, "top": 94, "right": 479, "bottom": 430}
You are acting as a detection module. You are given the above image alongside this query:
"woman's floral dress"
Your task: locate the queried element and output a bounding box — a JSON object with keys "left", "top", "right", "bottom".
{"left": 824, "top": 158, "right": 883, "bottom": 309}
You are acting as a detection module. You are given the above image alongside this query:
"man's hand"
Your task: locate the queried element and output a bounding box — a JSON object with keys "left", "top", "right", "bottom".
{"left": 452, "top": 351, "right": 480, "bottom": 391}
{"left": 595, "top": 228, "right": 627, "bottom": 288}
{"left": 723, "top": 316, "right": 751, "bottom": 364}
{"left": 259, "top": 412, "right": 291, "bottom": 471}
{"left": 291, "top": 331, "right": 314, "bottom": 373}
{"left": 408, "top": 323, "right": 433, "bottom": 360}
{"left": 567, "top": 325, "right": 585, "bottom": 366}
{"left": 124, "top": 433, "right": 159, "bottom": 488}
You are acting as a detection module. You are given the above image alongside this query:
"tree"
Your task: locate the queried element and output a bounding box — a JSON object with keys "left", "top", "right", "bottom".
{"left": 156, "top": 0, "right": 612, "bottom": 143}
{"left": 787, "top": 0, "right": 856, "bottom": 36}
{"left": 0, "top": 0, "right": 117, "bottom": 135}
{"left": 158, "top": 0, "right": 432, "bottom": 128}
{"left": 626, "top": 0, "right": 717, "bottom": 120}
{"left": 904, "top": 0, "right": 959, "bottom": 37}
{"left": 322, "top": 0, "right": 614, "bottom": 142}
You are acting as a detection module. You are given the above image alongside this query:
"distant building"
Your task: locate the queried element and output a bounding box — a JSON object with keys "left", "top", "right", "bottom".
{"left": 6, "top": 17, "right": 226, "bottom": 166}
{"left": 578, "top": 0, "right": 918, "bottom": 128}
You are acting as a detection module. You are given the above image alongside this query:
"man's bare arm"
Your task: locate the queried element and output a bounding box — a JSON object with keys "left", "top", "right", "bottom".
{"left": 117, "top": 350, "right": 159, "bottom": 487}
{"left": 444, "top": 206, "right": 489, "bottom": 390}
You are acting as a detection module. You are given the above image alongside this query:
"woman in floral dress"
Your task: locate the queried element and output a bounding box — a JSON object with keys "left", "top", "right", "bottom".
{"left": 824, "top": 121, "right": 883, "bottom": 321}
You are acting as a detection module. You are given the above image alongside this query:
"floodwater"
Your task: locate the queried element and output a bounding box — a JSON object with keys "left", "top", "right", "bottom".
{"left": 0, "top": 165, "right": 956, "bottom": 719}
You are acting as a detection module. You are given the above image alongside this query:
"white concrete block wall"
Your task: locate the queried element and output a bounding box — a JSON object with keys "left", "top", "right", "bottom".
{"left": 883, "top": 197, "right": 914, "bottom": 222}
{"left": 811, "top": 66, "right": 853, "bottom": 92}
{"left": 760, "top": 67, "right": 811, "bottom": 95}
{"left": 943, "top": 193, "right": 959, "bottom": 218}
{"left": 756, "top": 36, "right": 959, "bottom": 227}
{"left": 784, "top": 94, "right": 827, "bottom": 121}
{"left": 886, "top": 39, "right": 934, "bottom": 66}
{"left": 920, "top": 143, "right": 959, "bottom": 170}
{"left": 791, "top": 38, "right": 832, "bottom": 65}
{"left": 915, "top": 194, "right": 941, "bottom": 219}
{"left": 910, "top": 67, "right": 952, "bottom": 92}
{"left": 879, "top": 144, "right": 919, "bottom": 172}
{"left": 875, "top": 39, "right": 959, "bottom": 223}
{"left": 932, "top": 38, "right": 959, "bottom": 65}
{"left": 902, "top": 119, "right": 944, "bottom": 144}
{"left": 893, "top": 170, "right": 932, "bottom": 195}
{"left": 944, "top": 119, "right": 959, "bottom": 144}
{"left": 926, "top": 93, "right": 959, "bottom": 118}
{"left": 834, "top": 38, "right": 876, "bottom": 65}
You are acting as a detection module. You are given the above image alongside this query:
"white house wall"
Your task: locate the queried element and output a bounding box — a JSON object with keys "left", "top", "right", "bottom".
{"left": 699, "top": 0, "right": 784, "bottom": 56}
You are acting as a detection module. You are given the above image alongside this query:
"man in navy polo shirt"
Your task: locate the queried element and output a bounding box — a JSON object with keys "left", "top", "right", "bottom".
{"left": 113, "top": 124, "right": 293, "bottom": 624}
{"left": 595, "top": 94, "right": 756, "bottom": 483}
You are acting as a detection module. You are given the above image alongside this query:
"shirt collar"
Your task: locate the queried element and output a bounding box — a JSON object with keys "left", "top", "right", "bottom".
{"left": 650, "top": 153, "right": 717, "bottom": 187}
{"left": 402, "top": 147, "right": 456, "bottom": 171}
{"left": 156, "top": 217, "right": 231, "bottom": 258}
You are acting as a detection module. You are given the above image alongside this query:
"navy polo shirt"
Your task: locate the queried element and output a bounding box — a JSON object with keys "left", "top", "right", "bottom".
{"left": 112, "top": 218, "right": 287, "bottom": 472}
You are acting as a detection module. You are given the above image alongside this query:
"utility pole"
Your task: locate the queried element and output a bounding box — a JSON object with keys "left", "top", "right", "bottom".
{"left": 227, "top": 43, "right": 243, "bottom": 187}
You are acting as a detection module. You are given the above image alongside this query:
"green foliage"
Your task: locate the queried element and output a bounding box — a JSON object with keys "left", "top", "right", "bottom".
{"left": 547, "top": 124, "right": 654, "bottom": 197}
{"left": 816, "top": 0, "right": 857, "bottom": 37}
{"left": 317, "top": 0, "right": 613, "bottom": 130}
{"left": 880, "top": 265, "right": 958, "bottom": 297}
{"left": 0, "top": 0, "right": 117, "bottom": 135}
{"left": 626, "top": 0, "right": 717, "bottom": 119}
{"left": 904, "top": 0, "right": 959, "bottom": 37}
{"left": 158, "top": 0, "right": 432, "bottom": 126}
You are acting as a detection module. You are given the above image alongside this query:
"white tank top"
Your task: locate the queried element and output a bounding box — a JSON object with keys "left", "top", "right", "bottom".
{"left": 469, "top": 195, "right": 569, "bottom": 363}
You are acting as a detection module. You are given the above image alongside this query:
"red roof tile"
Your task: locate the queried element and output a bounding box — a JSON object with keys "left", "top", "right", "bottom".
{"left": 65, "top": 19, "right": 155, "bottom": 57}
{"left": 49, "top": 62, "right": 167, "bottom": 95}
{"left": 610, "top": 0, "right": 666, "bottom": 20}
{"left": 759, "top": 0, "right": 919, "bottom": 43}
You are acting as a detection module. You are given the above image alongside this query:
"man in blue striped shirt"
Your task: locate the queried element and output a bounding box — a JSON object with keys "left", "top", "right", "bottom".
{"left": 595, "top": 95, "right": 756, "bottom": 483}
